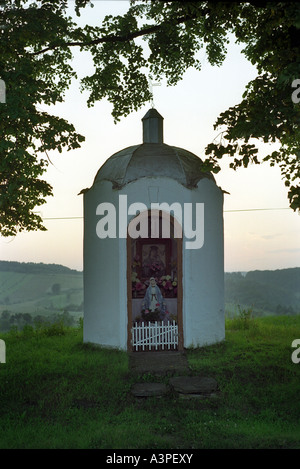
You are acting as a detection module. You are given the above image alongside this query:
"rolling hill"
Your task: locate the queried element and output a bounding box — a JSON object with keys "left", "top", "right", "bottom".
{"left": 0, "top": 260, "right": 299, "bottom": 331}
{"left": 0, "top": 261, "right": 83, "bottom": 331}
{"left": 225, "top": 268, "right": 300, "bottom": 315}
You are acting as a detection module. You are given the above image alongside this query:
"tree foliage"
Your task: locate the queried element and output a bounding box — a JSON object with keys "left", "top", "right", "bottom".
{"left": 0, "top": 0, "right": 86, "bottom": 236}
{"left": 1, "top": 1, "right": 299, "bottom": 236}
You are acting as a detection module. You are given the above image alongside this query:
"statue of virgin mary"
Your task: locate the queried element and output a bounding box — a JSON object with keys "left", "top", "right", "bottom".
{"left": 142, "top": 277, "right": 166, "bottom": 316}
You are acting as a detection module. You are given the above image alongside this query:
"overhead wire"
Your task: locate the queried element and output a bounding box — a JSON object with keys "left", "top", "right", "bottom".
{"left": 40, "top": 207, "right": 292, "bottom": 220}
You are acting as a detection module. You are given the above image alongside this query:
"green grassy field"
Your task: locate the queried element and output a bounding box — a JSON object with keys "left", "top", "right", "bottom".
{"left": 0, "top": 270, "right": 83, "bottom": 314}
{"left": 0, "top": 315, "right": 299, "bottom": 449}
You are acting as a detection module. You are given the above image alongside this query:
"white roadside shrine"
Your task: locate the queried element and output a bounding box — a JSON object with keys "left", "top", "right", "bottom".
{"left": 82, "top": 109, "right": 225, "bottom": 351}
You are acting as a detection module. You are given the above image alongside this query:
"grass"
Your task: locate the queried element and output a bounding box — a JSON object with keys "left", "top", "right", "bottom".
{"left": 0, "top": 315, "right": 300, "bottom": 449}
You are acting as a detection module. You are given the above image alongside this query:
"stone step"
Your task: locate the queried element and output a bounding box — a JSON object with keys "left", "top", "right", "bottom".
{"left": 131, "top": 376, "right": 219, "bottom": 399}
{"left": 169, "top": 376, "right": 219, "bottom": 399}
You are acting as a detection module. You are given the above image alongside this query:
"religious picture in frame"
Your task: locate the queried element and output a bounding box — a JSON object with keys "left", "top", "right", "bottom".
{"left": 138, "top": 239, "right": 171, "bottom": 280}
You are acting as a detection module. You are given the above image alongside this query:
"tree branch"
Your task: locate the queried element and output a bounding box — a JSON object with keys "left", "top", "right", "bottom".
{"left": 31, "top": 10, "right": 207, "bottom": 56}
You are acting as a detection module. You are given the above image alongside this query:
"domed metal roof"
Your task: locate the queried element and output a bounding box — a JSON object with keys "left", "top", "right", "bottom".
{"left": 92, "top": 109, "right": 215, "bottom": 190}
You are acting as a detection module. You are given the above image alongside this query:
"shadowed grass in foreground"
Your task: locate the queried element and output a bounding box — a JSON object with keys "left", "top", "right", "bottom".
{"left": 0, "top": 315, "right": 299, "bottom": 449}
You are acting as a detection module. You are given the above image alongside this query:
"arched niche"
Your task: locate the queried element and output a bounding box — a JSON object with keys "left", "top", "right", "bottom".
{"left": 127, "top": 210, "right": 183, "bottom": 351}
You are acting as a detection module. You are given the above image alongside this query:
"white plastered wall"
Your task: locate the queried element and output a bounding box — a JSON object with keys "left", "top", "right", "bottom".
{"left": 83, "top": 176, "right": 224, "bottom": 349}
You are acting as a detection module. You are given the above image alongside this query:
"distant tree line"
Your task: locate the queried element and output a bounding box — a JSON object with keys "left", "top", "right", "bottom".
{"left": 225, "top": 268, "right": 300, "bottom": 315}
{"left": 0, "top": 261, "right": 82, "bottom": 275}
{"left": 0, "top": 310, "right": 78, "bottom": 333}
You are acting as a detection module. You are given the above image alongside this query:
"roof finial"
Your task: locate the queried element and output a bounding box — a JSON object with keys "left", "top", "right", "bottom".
{"left": 148, "top": 77, "right": 161, "bottom": 108}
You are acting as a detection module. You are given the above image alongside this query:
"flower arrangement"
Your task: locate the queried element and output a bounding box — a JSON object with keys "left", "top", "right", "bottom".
{"left": 141, "top": 308, "right": 162, "bottom": 323}
{"left": 139, "top": 308, "right": 176, "bottom": 324}
{"left": 131, "top": 271, "right": 146, "bottom": 296}
{"left": 132, "top": 274, "right": 178, "bottom": 298}
{"left": 156, "top": 275, "right": 177, "bottom": 297}
{"left": 131, "top": 250, "right": 178, "bottom": 298}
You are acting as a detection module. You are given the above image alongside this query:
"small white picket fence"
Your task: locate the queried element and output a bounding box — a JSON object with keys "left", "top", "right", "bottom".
{"left": 131, "top": 320, "right": 178, "bottom": 351}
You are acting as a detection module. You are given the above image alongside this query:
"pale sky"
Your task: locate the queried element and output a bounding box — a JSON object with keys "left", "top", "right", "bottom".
{"left": 1, "top": 1, "right": 299, "bottom": 272}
